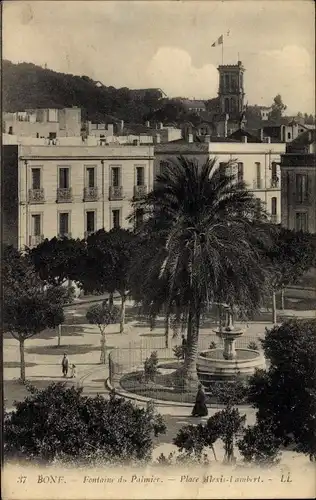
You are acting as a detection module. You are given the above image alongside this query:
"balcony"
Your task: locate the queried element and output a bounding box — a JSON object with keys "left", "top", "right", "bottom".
{"left": 28, "top": 188, "right": 45, "bottom": 204}
{"left": 270, "top": 178, "right": 280, "bottom": 189}
{"left": 84, "top": 186, "right": 99, "bottom": 202}
{"left": 134, "top": 185, "right": 147, "bottom": 199}
{"left": 56, "top": 188, "right": 72, "bottom": 203}
{"left": 58, "top": 232, "right": 72, "bottom": 239}
{"left": 109, "top": 186, "right": 123, "bottom": 200}
{"left": 84, "top": 230, "right": 95, "bottom": 239}
{"left": 270, "top": 215, "right": 278, "bottom": 224}
{"left": 29, "top": 234, "right": 44, "bottom": 248}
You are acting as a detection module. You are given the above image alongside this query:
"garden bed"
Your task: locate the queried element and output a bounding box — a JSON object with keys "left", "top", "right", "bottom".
{"left": 119, "top": 366, "right": 249, "bottom": 405}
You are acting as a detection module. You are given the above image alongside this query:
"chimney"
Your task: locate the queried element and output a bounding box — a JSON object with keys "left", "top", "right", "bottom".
{"left": 266, "top": 137, "right": 271, "bottom": 144}
{"left": 154, "top": 133, "right": 161, "bottom": 144}
{"left": 188, "top": 133, "right": 193, "bottom": 143}
{"left": 204, "top": 135, "right": 211, "bottom": 143}
{"left": 241, "top": 135, "right": 248, "bottom": 143}
{"left": 158, "top": 122, "right": 163, "bottom": 130}
{"left": 145, "top": 120, "right": 150, "bottom": 128}
{"left": 120, "top": 120, "right": 124, "bottom": 133}
{"left": 260, "top": 128, "right": 264, "bottom": 142}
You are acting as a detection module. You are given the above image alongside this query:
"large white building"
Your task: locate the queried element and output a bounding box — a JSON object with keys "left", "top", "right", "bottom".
{"left": 2, "top": 139, "right": 154, "bottom": 249}
{"left": 155, "top": 135, "right": 286, "bottom": 224}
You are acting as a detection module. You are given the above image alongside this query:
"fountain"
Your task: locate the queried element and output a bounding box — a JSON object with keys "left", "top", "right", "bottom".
{"left": 197, "top": 305, "right": 265, "bottom": 383}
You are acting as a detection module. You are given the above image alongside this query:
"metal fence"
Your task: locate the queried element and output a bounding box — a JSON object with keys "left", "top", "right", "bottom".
{"left": 108, "top": 333, "right": 261, "bottom": 405}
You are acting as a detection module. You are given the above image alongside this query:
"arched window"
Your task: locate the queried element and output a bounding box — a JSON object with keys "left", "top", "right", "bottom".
{"left": 224, "top": 98, "right": 230, "bottom": 113}
{"left": 271, "top": 197, "right": 277, "bottom": 216}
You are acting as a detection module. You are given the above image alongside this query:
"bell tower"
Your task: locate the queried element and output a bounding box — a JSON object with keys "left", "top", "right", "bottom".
{"left": 218, "top": 61, "right": 245, "bottom": 120}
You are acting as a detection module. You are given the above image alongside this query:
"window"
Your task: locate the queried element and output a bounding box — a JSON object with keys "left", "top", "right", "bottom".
{"left": 287, "top": 132, "right": 291, "bottom": 140}
{"left": 49, "top": 132, "right": 57, "bottom": 140}
{"left": 31, "top": 168, "right": 41, "bottom": 189}
{"left": 86, "top": 211, "right": 95, "bottom": 233}
{"left": 255, "top": 162, "right": 261, "bottom": 188}
{"left": 135, "top": 208, "right": 144, "bottom": 228}
{"left": 271, "top": 162, "right": 277, "bottom": 179}
{"left": 59, "top": 212, "right": 70, "bottom": 236}
{"left": 295, "top": 212, "right": 308, "bottom": 232}
{"left": 112, "top": 209, "right": 120, "bottom": 229}
{"left": 86, "top": 167, "right": 96, "bottom": 188}
{"left": 219, "top": 162, "right": 227, "bottom": 179}
{"left": 136, "top": 166, "right": 145, "bottom": 186}
{"left": 8, "top": 126, "right": 13, "bottom": 135}
{"left": 296, "top": 174, "right": 308, "bottom": 203}
{"left": 224, "top": 74, "right": 230, "bottom": 90}
{"left": 111, "top": 167, "right": 120, "bottom": 187}
{"left": 271, "top": 197, "right": 277, "bottom": 216}
{"left": 237, "top": 162, "right": 244, "bottom": 182}
{"left": 31, "top": 214, "right": 41, "bottom": 236}
{"left": 255, "top": 198, "right": 261, "bottom": 216}
{"left": 59, "top": 167, "right": 70, "bottom": 189}
{"left": 224, "top": 98, "right": 230, "bottom": 114}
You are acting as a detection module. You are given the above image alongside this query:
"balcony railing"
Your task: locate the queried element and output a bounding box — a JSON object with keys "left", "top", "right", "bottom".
{"left": 84, "top": 230, "right": 95, "bottom": 239}
{"left": 28, "top": 188, "right": 45, "bottom": 203}
{"left": 270, "top": 178, "right": 280, "bottom": 188}
{"left": 29, "top": 234, "right": 44, "bottom": 247}
{"left": 56, "top": 187, "right": 72, "bottom": 203}
{"left": 134, "top": 185, "right": 147, "bottom": 199}
{"left": 270, "top": 215, "right": 278, "bottom": 224}
{"left": 109, "top": 186, "right": 123, "bottom": 200}
{"left": 83, "top": 187, "right": 99, "bottom": 202}
{"left": 58, "top": 232, "right": 72, "bottom": 239}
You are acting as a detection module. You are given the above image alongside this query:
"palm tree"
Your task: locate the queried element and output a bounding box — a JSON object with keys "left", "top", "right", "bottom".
{"left": 130, "top": 156, "right": 273, "bottom": 390}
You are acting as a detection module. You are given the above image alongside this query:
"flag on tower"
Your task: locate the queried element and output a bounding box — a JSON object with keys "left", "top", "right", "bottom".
{"left": 211, "top": 35, "right": 223, "bottom": 47}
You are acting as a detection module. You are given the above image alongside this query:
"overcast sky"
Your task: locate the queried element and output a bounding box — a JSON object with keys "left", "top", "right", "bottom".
{"left": 3, "top": 0, "right": 315, "bottom": 114}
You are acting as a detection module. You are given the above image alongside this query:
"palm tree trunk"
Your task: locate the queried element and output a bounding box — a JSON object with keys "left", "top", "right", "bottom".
{"left": 19, "top": 338, "right": 26, "bottom": 383}
{"left": 211, "top": 443, "right": 217, "bottom": 461}
{"left": 120, "top": 293, "right": 126, "bottom": 334}
{"left": 164, "top": 314, "right": 170, "bottom": 348}
{"left": 100, "top": 330, "right": 106, "bottom": 364}
{"left": 272, "top": 291, "right": 277, "bottom": 324}
{"left": 182, "top": 305, "right": 200, "bottom": 390}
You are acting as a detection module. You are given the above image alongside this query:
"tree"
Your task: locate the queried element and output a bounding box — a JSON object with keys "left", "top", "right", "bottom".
{"left": 130, "top": 156, "right": 272, "bottom": 389}
{"left": 208, "top": 407, "right": 246, "bottom": 464}
{"left": 86, "top": 303, "right": 119, "bottom": 363}
{"left": 4, "top": 383, "right": 166, "bottom": 464}
{"left": 84, "top": 229, "right": 137, "bottom": 333}
{"left": 269, "top": 94, "right": 287, "bottom": 121}
{"left": 237, "top": 419, "right": 282, "bottom": 465}
{"left": 3, "top": 246, "right": 65, "bottom": 382}
{"left": 248, "top": 319, "right": 316, "bottom": 460}
{"left": 265, "top": 227, "right": 316, "bottom": 322}
{"left": 28, "top": 236, "right": 87, "bottom": 286}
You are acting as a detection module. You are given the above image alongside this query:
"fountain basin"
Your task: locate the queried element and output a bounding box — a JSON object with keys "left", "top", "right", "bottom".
{"left": 197, "top": 348, "right": 265, "bottom": 381}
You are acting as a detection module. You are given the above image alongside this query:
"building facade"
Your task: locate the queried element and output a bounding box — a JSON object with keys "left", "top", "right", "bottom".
{"left": 2, "top": 142, "right": 154, "bottom": 249}
{"left": 280, "top": 130, "right": 316, "bottom": 233}
{"left": 154, "top": 136, "right": 286, "bottom": 223}
{"left": 218, "top": 61, "right": 245, "bottom": 119}
{"left": 3, "top": 107, "right": 82, "bottom": 139}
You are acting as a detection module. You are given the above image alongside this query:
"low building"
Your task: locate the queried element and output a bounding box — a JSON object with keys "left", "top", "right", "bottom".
{"left": 258, "top": 106, "right": 272, "bottom": 121}
{"left": 2, "top": 138, "right": 154, "bottom": 249}
{"left": 154, "top": 135, "right": 286, "bottom": 224}
{"left": 3, "top": 107, "right": 82, "bottom": 139}
{"left": 280, "top": 130, "right": 316, "bottom": 233}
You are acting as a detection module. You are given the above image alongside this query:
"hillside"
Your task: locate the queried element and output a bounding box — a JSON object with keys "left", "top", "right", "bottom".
{"left": 2, "top": 60, "right": 164, "bottom": 124}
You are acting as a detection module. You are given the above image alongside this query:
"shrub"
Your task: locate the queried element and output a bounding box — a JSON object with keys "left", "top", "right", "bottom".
{"left": 247, "top": 341, "right": 259, "bottom": 350}
{"left": 209, "top": 341, "right": 217, "bottom": 349}
{"left": 144, "top": 351, "right": 159, "bottom": 382}
{"left": 172, "top": 345, "right": 184, "bottom": 362}
{"left": 4, "top": 382, "right": 166, "bottom": 465}
{"left": 237, "top": 419, "right": 282, "bottom": 466}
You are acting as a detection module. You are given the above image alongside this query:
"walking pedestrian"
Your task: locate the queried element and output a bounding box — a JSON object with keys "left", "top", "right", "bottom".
{"left": 181, "top": 334, "right": 187, "bottom": 360}
{"left": 191, "top": 383, "right": 208, "bottom": 417}
{"left": 61, "top": 353, "right": 69, "bottom": 377}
